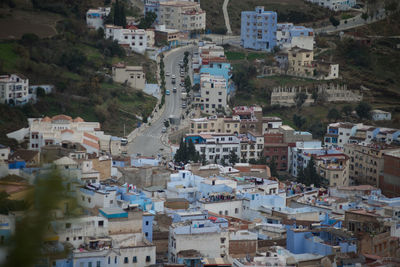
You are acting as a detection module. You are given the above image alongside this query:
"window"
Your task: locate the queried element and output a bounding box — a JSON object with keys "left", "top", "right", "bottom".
{"left": 98, "top": 220, "right": 104, "bottom": 227}
{"left": 225, "top": 210, "right": 228, "bottom": 215}
{"left": 221, "top": 237, "right": 226, "bottom": 243}
{"left": 88, "top": 263, "right": 92, "bottom": 267}
{"left": 132, "top": 257, "right": 137, "bottom": 263}
{"left": 124, "top": 257, "right": 129, "bottom": 264}
{"left": 146, "top": 256, "right": 151, "bottom": 262}
{"left": 65, "top": 223, "right": 71, "bottom": 229}
{"left": 235, "top": 208, "right": 239, "bottom": 214}
{"left": 145, "top": 221, "right": 149, "bottom": 226}
{"left": 96, "top": 261, "right": 101, "bottom": 267}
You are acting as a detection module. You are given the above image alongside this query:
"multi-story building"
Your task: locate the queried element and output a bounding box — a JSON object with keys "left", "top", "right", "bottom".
{"left": 154, "top": 25, "right": 181, "bottom": 47}
{"left": 86, "top": 7, "right": 111, "bottom": 30}
{"left": 0, "top": 74, "right": 30, "bottom": 106}
{"left": 198, "top": 73, "right": 227, "bottom": 115}
{"left": 105, "top": 25, "right": 147, "bottom": 54}
{"left": 156, "top": 1, "right": 206, "bottom": 31}
{"left": 316, "top": 154, "right": 350, "bottom": 187}
{"left": 287, "top": 47, "right": 314, "bottom": 77}
{"left": 240, "top": 7, "right": 277, "bottom": 52}
{"left": 233, "top": 106, "right": 263, "bottom": 134}
{"left": 112, "top": 63, "right": 146, "bottom": 90}
{"left": 18, "top": 115, "right": 108, "bottom": 155}
{"left": 190, "top": 116, "right": 240, "bottom": 134}
{"left": 343, "top": 143, "right": 399, "bottom": 187}
{"left": 324, "top": 122, "right": 357, "bottom": 147}
{"left": 185, "top": 133, "right": 240, "bottom": 164}
{"left": 325, "top": 122, "right": 400, "bottom": 147}
{"left": 305, "top": 0, "right": 356, "bottom": 11}
{"left": 240, "top": 132, "right": 264, "bottom": 162}
{"left": 0, "top": 144, "right": 10, "bottom": 163}
{"left": 263, "top": 132, "right": 288, "bottom": 171}
{"left": 168, "top": 218, "right": 229, "bottom": 263}
{"left": 276, "top": 23, "right": 314, "bottom": 51}
{"left": 371, "top": 109, "right": 392, "bottom": 121}
{"left": 380, "top": 149, "right": 400, "bottom": 197}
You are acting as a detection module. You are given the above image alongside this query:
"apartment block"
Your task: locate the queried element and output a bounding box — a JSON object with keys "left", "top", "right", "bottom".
{"left": 287, "top": 47, "right": 315, "bottom": 77}
{"left": 241, "top": 7, "right": 277, "bottom": 52}
{"left": 199, "top": 73, "right": 227, "bottom": 115}
{"left": 190, "top": 116, "right": 240, "bottom": 134}
{"left": 185, "top": 133, "right": 240, "bottom": 164}
{"left": 380, "top": 149, "right": 400, "bottom": 197}
{"left": 263, "top": 132, "right": 288, "bottom": 171}
{"left": 105, "top": 25, "right": 147, "bottom": 54}
{"left": 112, "top": 63, "right": 146, "bottom": 90}
{"left": 157, "top": 1, "right": 205, "bottom": 31}
{"left": 240, "top": 132, "right": 264, "bottom": 162}
{"left": 316, "top": 154, "right": 350, "bottom": 187}
{"left": 0, "top": 74, "right": 30, "bottom": 106}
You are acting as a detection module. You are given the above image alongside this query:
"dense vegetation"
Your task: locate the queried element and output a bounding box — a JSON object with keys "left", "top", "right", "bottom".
{"left": 0, "top": 1, "right": 157, "bottom": 147}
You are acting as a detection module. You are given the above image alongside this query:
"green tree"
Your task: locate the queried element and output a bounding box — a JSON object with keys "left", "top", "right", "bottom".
{"left": 293, "top": 114, "right": 306, "bottom": 129}
{"left": 327, "top": 108, "right": 341, "bottom": 122}
{"left": 361, "top": 12, "right": 369, "bottom": 21}
{"left": 184, "top": 76, "right": 191, "bottom": 93}
{"left": 201, "top": 152, "right": 207, "bottom": 166}
{"left": 304, "top": 157, "right": 322, "bottom": 187}
{"left": 297, "top": 166, "right": 306, "bottom": 184}
{"left": 113, "top": 0, "right": 126, "bottom": 26}
{"left": 356, "top": 102, "right": 372, "bottom": 120}
{"left": 341, "top": 105, "right": 353, "bottom": 116}
{"left": 174, "top": 137, "right": 187, "bottom": 163}
{"left": 187, "top": 139, "right": 197, "bottom": 162}
{"left": 268, "top": 157, "right": 278, "bottom": 178}
{"left": 329, "top": 16, "right": 340, "bottom": 27}
{"left": 295, "top": 92, "right": 307, "bottom": 109}
{"left": 138, "top": 11, "right": 157, "bottom": 29}
{"left": 228, "top": 150, "right": 239, "bottom": 165}
{"left": 36, "top": 87, "right": 46, "bottom": 97}
{"left": 164, "top": 120, "right": 170, "bottom": 128}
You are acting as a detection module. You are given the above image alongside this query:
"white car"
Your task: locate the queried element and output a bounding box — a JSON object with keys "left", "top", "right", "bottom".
{"left": 165, "top": 72, "right": 170, "bottom": 76}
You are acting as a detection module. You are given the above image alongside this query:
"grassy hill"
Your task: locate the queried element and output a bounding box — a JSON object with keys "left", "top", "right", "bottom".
{"left": 201, "top": 0, "right": 332, "bottom": 34}
{"left": 0, "top": 1, "right": 157, "bottom": 148}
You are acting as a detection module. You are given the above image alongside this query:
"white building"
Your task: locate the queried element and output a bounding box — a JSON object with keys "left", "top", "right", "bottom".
{"left": 168, "top": 219, "right": 229, "bottom": 263}
{"left": 0, "top": 74, "right": 30, "bottom": 105}
{"left": 240, "top": 132, "right": 264, "bottom": 162}
{"left": 52, "top": 216, "right": 109, "bottom": 248}
{"left": 200, "top": 73, "right": 227, "bottom": 115}
{"left": 276, "top": 23, "right": 314, "bottom": 51}
{"left": 198, "top": 196, "right": 243, "bottom": 218}
{"left": 371, "top": 110, "right": 392, "bottom": 121}
{"left": 23, "top": 115, "right": 102, "bottom": 155}
{"left": 157, "top": 1, "right": 206, "bottom": 31}
{"left": 86, "top": 7, "right": 111, "bottom": 30}
{"left": 78, "top": 185, "right": 118, "bottom": 209}
{"left": 105, "top": 25, "right": 147, "bottom": 54}
{"left": 305, "top": 0, "right": 356, "bottom": 11}
{"left": 112, "top": 63, "right": 146, "bottom": 90}
{"left": 0, "top": 145, "right": 10, "bottom": 163}
{"left": 185, "top": 133, "right": 241, "bottom": 164}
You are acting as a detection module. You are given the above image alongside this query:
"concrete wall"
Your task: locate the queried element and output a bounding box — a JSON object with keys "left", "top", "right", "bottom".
{"left": 120, "top": 167, "right": 170, "bottom": 188}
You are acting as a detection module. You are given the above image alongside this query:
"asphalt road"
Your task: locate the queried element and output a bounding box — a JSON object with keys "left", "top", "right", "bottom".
{"left": 127, "top": 46, "right": 193, "bottom": 158}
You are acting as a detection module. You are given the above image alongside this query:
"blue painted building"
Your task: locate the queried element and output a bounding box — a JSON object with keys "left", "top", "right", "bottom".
{"left": 142, "top": 213, "right": 154, "bottom": 242}
{"left": 240, "top": 7, "right": 277, "bottom": 52}
{"left": 286, "top": 226, "right": 357, "bottom": 256}
{"left": 8, "top": 160, "right": 26, "bottom": 169}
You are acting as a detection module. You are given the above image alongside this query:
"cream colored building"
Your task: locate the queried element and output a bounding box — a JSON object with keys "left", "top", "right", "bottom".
{"left": 158, "top": 1, "right": 206, "bottom": 31}
{"left": 240, "top": 132, "right": 264, "bottom": 162}
{"left": 343, "top": 143, "right": 399, "bottom": 186}
{"left": 146, "top": 29, "right": 155, "bottom": 47}
{"left": 112, "top": 63, "right": 146, "bottom": 90}
{"left": 316, "top": 154, "right": 350, "bottom": 187}
{"left": 199, "top": 73, "right": 227, "bottom": 115}
{"left": 287, "top": 47, "right": 314, "bottom": 77}
{"left": 190, "top": 116, "right": 240, "bottom": 134}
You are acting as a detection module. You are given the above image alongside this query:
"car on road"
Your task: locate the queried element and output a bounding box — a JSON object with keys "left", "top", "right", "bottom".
{"left": 161, "top": 127, "right": 167, "bottom": 133}
{"left": 180, "top": 72, "right": 185, "bottom": 77}
{"left": 166, "top": 90, "right": 170, "bottom": 95}
{"left": 180, "top": 82, "right": 185, "bottom": 87}
{"left": 165, "top": 72, "right": 170, "bottom": 76}
{"left": 182, "top": 103, "right": 187, "bottom": 108}
{"left": 173, "top": 87, "right": 177, "bottom": 93}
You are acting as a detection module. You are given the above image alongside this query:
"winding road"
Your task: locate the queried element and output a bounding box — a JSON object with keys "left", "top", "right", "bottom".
{"left": 127, "top": 46, "right": 193, "bottom": 158}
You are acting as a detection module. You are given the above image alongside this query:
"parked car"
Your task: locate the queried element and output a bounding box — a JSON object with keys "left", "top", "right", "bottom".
{"left": 161, "top": 127, "right": 167, "bottom": 133}
{"left": 166, "top": 90, "right": 170, "bottom": 95}
{"left": 165, "top": 72, "right": 170, "bottom": 76}
{"left": 173, "top": 87, "right": 177, "bottom": 93}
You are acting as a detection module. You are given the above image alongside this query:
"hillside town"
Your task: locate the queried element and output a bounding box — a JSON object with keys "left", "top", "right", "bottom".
{"left": 0, "top": 0, "right": 400, "bottom": 267}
